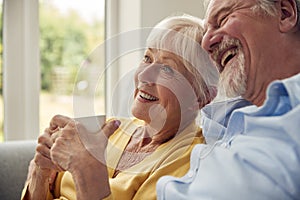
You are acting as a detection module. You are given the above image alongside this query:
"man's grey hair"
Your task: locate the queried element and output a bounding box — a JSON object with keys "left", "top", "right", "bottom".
{"left": 254, "top": 0, "right": 300, "bottom": 27}
{"left": 204, "top": 0, "right": 300, "bottom": 27}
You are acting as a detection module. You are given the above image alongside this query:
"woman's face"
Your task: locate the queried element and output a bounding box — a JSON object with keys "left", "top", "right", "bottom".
{"left": 131, "top": 48, "right": 200, "bottom": 133}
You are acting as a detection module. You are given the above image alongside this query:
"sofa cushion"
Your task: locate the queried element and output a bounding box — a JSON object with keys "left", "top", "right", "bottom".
{"left": 0, "top": 140, "right": 36, "bottom": 200}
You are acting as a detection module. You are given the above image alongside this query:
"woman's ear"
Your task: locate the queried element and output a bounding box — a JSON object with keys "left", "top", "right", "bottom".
{"left": 278, "top": 0, "right": 298, "bottom": 32}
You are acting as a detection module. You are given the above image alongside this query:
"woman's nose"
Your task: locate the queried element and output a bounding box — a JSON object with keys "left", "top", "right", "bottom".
{"left": 137, "top": 63, "right": 160, "bottom": 85}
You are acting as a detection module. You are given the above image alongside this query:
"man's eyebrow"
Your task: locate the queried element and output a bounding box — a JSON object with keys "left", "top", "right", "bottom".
{"left": 202, "top": 5, "right": 231, "bottom": 36}
{"left": 206, "top": 5, "right": 232, "bottom": 24}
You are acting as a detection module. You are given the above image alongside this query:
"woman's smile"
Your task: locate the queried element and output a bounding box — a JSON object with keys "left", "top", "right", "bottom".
{"left": 137, "top": 90, "right": 159, "bottom": 102}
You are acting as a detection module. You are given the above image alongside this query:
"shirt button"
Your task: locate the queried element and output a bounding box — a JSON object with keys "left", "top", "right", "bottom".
{"left": 220, "top": 142, "right": 227, "bottom": 148}
{"left": 187, "top": 171, "right": 194, "bottom": 177}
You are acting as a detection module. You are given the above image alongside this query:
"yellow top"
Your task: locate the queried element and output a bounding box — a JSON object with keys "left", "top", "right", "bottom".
{"left": 22, "top": 118, "right": 204, "bottom": 200}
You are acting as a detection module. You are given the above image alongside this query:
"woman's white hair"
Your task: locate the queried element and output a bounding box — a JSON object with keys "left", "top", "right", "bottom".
{"left": 146, "top": 14, "right": 219, "bottom": 106}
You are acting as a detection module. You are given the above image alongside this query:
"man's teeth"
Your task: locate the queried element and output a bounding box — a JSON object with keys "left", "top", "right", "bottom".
{"left": 221, "top": 49, "right": 236, "bottom": 67}
{"left": 139, "top": 91, "right": 158, "bottom": 101}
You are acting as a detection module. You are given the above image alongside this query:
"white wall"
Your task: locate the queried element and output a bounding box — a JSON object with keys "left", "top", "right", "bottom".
{"left": 105, "top": 0, "right": 205, "bottom": 117}
{"left": 141, "top": 0, "right": 205, "bottom": 27}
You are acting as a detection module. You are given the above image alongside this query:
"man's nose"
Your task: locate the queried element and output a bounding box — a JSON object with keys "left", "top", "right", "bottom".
{"left": 202, "top": 27, "right": 223, "bottom": 54}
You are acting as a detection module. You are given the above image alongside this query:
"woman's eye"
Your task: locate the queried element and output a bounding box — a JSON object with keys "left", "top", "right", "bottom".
{"left": 160, "top": 65, "right": 174, "bottom": 75}
{"left": 143, "top": 55, "right": 152, "bottom": 63}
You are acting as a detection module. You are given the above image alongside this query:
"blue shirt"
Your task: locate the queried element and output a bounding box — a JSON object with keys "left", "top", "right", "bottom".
{"left": 200, "top": 96, "right": 252, "bottom": 144}
{"left": 156, "top": 73, "right": 300, "bottom": 200}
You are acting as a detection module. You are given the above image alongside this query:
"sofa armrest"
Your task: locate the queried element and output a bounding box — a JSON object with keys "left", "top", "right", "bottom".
{"left": 0, "top": 140, "right": 36, "bottom": 200}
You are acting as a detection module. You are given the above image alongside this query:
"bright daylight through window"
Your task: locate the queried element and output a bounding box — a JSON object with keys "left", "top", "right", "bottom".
{"left": 39, "top": 0, "right": 105, "bottom": 134}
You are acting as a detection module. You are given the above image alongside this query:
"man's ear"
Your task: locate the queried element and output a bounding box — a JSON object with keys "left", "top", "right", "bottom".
{"left": 279, "top": 0, "right": 298, "bottom": 32}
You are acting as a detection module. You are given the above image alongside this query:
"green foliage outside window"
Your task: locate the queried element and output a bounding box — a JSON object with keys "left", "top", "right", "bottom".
{"left": 0, "top": 3, "right": 104, "bottom": 141}
{"left": 39, "top": 4, "right": 104, "bottom": 93}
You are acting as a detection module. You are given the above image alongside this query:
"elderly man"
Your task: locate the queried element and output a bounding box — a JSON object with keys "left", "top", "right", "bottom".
{"left": 156, "top": 0, "right": 300, "bottom": 199}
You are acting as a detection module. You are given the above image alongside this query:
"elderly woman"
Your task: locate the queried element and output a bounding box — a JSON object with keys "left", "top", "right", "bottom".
{"left": 22, "top": 15, "right": 218, "bottom": 200}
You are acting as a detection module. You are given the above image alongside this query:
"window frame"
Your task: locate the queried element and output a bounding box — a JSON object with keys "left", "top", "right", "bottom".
{"left": 3, "top": 0, "right": 39, "bottom": 140}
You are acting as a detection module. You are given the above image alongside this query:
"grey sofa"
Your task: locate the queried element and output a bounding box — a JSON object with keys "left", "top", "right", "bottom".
{"left": 0, "top": 140, "right": 36, "bottom": 200}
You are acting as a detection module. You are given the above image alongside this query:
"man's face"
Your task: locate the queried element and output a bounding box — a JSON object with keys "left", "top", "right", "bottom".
{"left": 202, "top": 0, "right": 280, "bottom": 104}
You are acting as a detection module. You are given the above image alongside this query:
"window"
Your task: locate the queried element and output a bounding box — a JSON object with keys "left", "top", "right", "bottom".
{"left": 0, "top": 0, "right": 2, "bottom": 141}
{"left": 39, "top": 0, "right": 105, "bottom": 133}
{"left": 1, "top": 0, "right": 105, "bottom": 141}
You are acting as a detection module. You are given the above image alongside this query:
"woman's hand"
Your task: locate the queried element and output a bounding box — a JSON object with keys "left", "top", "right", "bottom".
{"left": 50, "top": 119, "right": 87, "bottom": 172}
{"left": 24, "top": 127, "right": 62, "bottom": 200}
{"left": 34, "top": 128, "right": 63, "bottom": 173}
{"left": 50, "top": 117, "right": 120, "bottom": 172}
{"left": 49, "top": 115, "right": 121, "bottom": 199}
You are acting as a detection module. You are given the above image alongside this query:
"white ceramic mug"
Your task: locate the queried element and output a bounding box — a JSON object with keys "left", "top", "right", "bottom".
{"left": 75, "top": 115, "right": 106, "bottom": 133}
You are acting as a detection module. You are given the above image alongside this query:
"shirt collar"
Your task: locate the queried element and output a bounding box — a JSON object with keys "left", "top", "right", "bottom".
{"left": 201, "top": 97, "right": 252, "bottom": 144}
